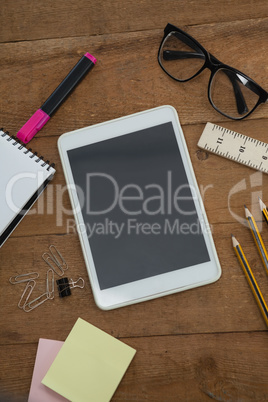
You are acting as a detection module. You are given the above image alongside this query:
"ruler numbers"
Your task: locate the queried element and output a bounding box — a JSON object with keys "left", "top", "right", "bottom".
{"left": 198, "top": 122, "right": 268, "bottom": 174}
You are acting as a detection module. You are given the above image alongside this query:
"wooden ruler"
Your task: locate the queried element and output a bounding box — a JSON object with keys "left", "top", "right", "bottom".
{"left": 198, "top": 122, "right": 268, "bottom": 174}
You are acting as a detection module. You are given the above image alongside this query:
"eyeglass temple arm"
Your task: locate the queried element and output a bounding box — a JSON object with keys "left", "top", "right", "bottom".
{"left": 210, "top": 53, "right": 264, "bottom": 99}
{"left": 163, "top": 49, "right": 248, "bottom": 115}
{"left": 163, "top": 50, "right": 202, "bottom": 60}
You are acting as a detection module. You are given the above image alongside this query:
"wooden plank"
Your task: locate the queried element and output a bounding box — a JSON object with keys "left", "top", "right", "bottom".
{"left": 0, "top": 1, "right": 267, "bottom": 43}
{"left": 1, "top": 220, "right": 268, "bottom": 343}
{"left": 0, "top": 332, "right": 267, "bottom": 401}
{"left": 0, "top": 18, "right": 267, "bottom": 136}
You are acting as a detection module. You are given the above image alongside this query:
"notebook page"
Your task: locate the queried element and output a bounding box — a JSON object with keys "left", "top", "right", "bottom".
{"left": 0, "top": 133, "right": 55, "bottom": 234}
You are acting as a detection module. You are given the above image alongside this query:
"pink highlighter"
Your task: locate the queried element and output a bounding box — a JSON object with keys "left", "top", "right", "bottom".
{"left": 17, "top": 52, "right": 96, "bottom": 144}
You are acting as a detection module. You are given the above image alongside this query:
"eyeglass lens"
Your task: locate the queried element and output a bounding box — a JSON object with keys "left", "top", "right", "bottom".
{"left": 159, "top": 31, "right": 206, "bottom": 81}
{"left": 159, "top": 30, "right": 261, "bottom": 119}
{"left": 210, "top": 69, "right": 260, "bottom": 119}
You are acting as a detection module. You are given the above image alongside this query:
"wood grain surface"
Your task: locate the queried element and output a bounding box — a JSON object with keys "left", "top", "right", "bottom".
{"left": 0, "top": 1, "right": 267, "bottom": 401}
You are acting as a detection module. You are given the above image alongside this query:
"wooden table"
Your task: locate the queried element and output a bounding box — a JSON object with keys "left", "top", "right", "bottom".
{"left": 0, "top": 1, "right": 267, "bottom": 400}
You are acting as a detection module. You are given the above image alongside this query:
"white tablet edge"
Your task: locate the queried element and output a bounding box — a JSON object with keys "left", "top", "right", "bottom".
{"left": 58, "top": 105, "right": 222, "bottom": 309}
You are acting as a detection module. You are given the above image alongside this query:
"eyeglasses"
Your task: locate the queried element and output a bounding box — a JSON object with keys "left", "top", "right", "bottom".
{"left": 158, "top": 23, "right": 268, "bottom": 120}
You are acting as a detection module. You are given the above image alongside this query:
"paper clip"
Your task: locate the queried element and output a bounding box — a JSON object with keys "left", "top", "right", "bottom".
{"left": 42, "top": 252, "right": 64, "bottom": 276}
{"left": 46, "top": 269, "right": 54, "bottom": 299}
{"left": 56, "top": 277, "right": 85, "bottom": 297}
{"left": 9, "top": 272, "right": 39, "bottom": 284}
{"left": 23, "top": 292, "right": 49, "bottom": 313}
{"left": 42, "top": 245, "right": 68, "bottom": 276}
{"left": 18, "top": 280, "right": 36, "bottom": 309}
{"left": 49, "top": 245, "right": 68, "bottom": 270}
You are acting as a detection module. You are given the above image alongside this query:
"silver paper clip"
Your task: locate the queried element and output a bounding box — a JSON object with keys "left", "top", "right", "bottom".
{"left": 9, "top": 272, "right": 39, "bottom": 284}
{"left": 46, "top": 269, "right": 54, "bottom": 299}
{"left": 42, "top": 252, "right": 64, "bottom": 276}
{"left": 42, "top": 245, "right": 68, "bottom": 276}
{"left": 23, "top": 292, "right": 50, "bottom": 313}
{"left": 18, "top": 280, "right": 36, "bottom": 309}
{"left": 49, "top": 245, "right": 68, "bottom": 271}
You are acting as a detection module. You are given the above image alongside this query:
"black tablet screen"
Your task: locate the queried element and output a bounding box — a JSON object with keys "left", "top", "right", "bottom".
{"left": 67, "top": 122, "right": 210, "bottom": 289}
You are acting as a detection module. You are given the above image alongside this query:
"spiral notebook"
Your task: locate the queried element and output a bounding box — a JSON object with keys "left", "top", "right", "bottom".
{"left": 0, "top": 129, "right": 56, "bottom": 248}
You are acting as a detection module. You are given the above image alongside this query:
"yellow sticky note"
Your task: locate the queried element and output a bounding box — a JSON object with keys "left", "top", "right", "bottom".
{"left": 42, "top": 318, "right": 136, "bottom": 402}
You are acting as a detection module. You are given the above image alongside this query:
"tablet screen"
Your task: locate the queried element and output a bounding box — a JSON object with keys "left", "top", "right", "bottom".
{"left": 67, "top": 122, "right": 210, "bottom": 290}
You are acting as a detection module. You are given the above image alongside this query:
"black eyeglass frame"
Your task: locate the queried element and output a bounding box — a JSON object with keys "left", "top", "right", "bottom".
{"left": 158, "top": 23, "right": 268, "bottom": 120}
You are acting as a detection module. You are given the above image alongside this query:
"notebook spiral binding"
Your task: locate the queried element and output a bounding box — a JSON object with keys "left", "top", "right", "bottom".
{"left": 0, "top": 128, "right": 55, "bottom": 171}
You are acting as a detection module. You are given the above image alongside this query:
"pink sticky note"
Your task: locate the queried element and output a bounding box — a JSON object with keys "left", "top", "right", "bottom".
{"left": 28, "top": 339, "right": 68, "bottom": 402}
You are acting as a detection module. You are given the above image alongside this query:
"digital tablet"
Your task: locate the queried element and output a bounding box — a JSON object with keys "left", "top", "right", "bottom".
{"left": 58, "top": 106, "right": 221, "bottom": 310}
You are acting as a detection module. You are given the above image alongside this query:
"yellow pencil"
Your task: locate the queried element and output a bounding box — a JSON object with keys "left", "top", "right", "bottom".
{"left": 244, "top": 205, "right": 268, "bottom": 276}
{"left": 259, "top": 197, "right": 268, "bottom": 225}
{"left": 232, "top": 235, "right": 268, "bottom": 327}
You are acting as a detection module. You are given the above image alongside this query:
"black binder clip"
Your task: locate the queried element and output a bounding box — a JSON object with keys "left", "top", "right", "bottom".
{"left": 56, "top": 278, "right": 71, "bottom": 297}
{"left": 56, "top": 277, "right": 84, "bottom": 298}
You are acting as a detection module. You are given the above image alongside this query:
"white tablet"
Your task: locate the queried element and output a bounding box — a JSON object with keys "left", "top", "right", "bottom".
{"left": 58, "top": 106, "right": 221, "bottom": 310}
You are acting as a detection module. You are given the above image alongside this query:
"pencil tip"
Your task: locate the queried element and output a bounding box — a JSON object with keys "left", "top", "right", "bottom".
{"left": 232, "top": 235, "right": 238, "bottom": 247}
{"left": 259, "top": 197, "right": 266, "bottom": 210}
{"left": 244, "top": 206, "right": 251, "bottom": 217}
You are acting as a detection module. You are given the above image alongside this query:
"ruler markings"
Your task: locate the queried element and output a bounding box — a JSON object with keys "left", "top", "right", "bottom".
{"left": 197, "top": 122, "right": 268, "bottom": 174}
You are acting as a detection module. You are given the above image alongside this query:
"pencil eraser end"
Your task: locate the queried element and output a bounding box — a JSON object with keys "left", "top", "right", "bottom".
{"left": 84, "top": 53, "right": 97, "bottom": 64}
{"left": 17, "top": 109, "right": 50, "bottom": 144}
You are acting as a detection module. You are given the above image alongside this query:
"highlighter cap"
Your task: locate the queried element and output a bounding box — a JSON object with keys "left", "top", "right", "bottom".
{"left": 17, "top": 109, "right": 50, "bottom": 144}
